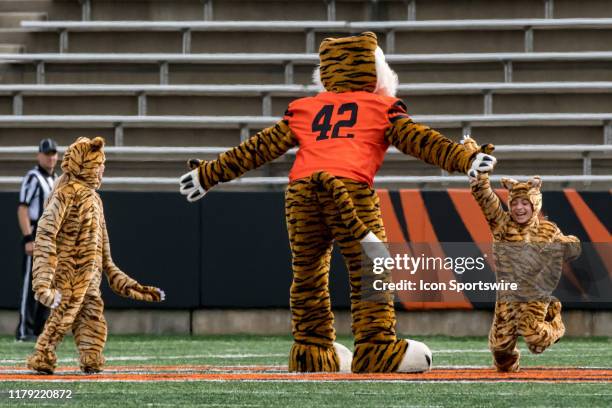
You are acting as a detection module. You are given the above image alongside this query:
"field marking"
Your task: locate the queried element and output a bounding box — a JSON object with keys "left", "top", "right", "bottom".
{"left": 0, "top": 366, "right": 610, "bottom": 383}
{"left": 0, "top": 353, "right": 286, "bottom": 365}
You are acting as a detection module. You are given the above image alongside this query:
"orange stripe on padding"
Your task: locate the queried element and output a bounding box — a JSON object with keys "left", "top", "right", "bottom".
{"left": 447, "top": 189, "right": 495, "bottom": 269}
{"left": 564, "top": 189, "right": 612, "bottom": 279}
{"left": 564, "top": 190, "right": 612, "bottom": 243}
{"left": 399, "top": 190, "right": 472, "bottom": 310}
{"left": 494, "top": 188, "right": 509, "bottom": 207}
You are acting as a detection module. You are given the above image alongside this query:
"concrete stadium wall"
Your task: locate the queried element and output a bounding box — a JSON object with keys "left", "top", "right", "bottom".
{"left": 1, "top": 309, "right": 611, "bottom": 337}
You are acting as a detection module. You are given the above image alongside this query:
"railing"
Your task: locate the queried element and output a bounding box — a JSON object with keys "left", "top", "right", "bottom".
{"left": 1, "top": 174, "right": 610, "bottom": 188}
{"left": 2, "top": 51, "right": 612, "bottom": 84}
{"left": 3, "top": 82, "right": 612, "bottom": 116}
{"left": 21, "top": 18, "right": 612, "bottom": 53}
{"left": 1, "top": 113, "right": 611, "bottom": 145}
{"left": 67, "top": 0, "right": 560, "bottom": 23}
{"left": 1, "top": 145, "right": 610, "bottom": 181}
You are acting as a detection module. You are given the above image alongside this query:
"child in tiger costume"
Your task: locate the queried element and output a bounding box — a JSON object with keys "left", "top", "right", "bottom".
{"left": 180, "top": 32, "right": 497, "bottom": 373}
{"left": 468, "top": 168, "right": 581, "bottom": 372}
{"left": 27, "top": 137, "right": 165, "bottom": 375}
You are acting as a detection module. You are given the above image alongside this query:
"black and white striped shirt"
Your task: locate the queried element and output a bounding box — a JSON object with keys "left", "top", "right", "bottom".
{"left": 18, "top": 165, "right": 57, "bottom": 223}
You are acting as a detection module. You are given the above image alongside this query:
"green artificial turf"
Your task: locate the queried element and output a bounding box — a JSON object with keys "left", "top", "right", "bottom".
{"left": 0, "top": 335, "right": 610, "bottom": 407}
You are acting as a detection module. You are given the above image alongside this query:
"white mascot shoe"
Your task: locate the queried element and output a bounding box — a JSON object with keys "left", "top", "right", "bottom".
{"left": 333, "top": 342, "right": 353, "bottom": 373}
{"left": 397, "top": 339, "right": 432, "bottom": 373}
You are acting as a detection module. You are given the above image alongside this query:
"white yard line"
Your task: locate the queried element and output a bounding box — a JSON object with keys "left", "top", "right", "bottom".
{"left": 1, "top": 378, "right": 610, "bottom": 384}
{"left": 0, "top": 353, "right": 286, "bottom": 364}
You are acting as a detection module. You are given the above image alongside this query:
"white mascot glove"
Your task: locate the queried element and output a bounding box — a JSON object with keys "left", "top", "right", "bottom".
{"left": 179, "top": 159, "right": 207, "bottom": 203}
{"left": 360, "top": 231, "right": 392, "bottom": 262}
{"left": 35, "top": 288, "right": 62, "bottom": 309}
{"left": 470, "top": 152, "right": 497, "bottom": 175}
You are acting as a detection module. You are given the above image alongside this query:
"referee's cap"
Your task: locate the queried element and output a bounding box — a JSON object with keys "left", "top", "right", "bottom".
{"left": 39, "top": 138, "right": 58, "bottom": 154}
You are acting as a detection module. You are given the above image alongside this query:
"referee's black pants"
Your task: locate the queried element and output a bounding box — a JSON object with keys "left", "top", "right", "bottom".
{"left": 16, "top": 228, "right": 49, "bottom": 341}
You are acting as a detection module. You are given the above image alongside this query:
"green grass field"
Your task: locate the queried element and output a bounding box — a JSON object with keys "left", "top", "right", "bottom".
{"left": 0, "top": 334, "right": 610, "bottom": 407}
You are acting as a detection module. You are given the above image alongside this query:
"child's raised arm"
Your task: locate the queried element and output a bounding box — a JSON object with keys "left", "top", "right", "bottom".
{"left": 469, "top": 172, "right": 509, "bottom": 233}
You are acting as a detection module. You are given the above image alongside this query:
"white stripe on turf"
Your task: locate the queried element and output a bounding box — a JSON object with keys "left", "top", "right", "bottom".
{"left": 1, "top": 379, "right": 611, "bottom": 384}
{"left": 0, "top": 353, "right": 286, "bottom": 364}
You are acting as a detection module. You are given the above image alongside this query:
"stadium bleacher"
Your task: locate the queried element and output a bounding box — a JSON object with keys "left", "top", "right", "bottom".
{"left": 0, "top": 0, "right": 611, "bottom": 190}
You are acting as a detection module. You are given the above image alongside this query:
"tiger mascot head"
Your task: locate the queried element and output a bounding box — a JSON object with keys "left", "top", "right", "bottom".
{"left": 501, "top": 176, "right": 543, "bottom": 223}
{"left": 58, "top": 136, "right": 106, "bottom": 190}
{"left": 313, "top": 31, "right": 398, "bottom": 97}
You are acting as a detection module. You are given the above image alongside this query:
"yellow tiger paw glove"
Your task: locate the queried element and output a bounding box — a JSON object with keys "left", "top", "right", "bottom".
{"left": 125, "top": 283, "right": 165, "bottom": 302}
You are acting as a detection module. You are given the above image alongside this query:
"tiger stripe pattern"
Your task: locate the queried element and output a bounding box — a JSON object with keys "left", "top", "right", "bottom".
{"left": 27, "top": 137, "right": 163, "bottom": 375}
{"left": 470, "top": 172, "right": 581, "bottom": 372}
{"left": 318, "top": 32, "right": 378, "bottom": 94}
{"left": 385, "top": 115, "right": 478, "bottom": 174}
{"left": 286, "top": 176, "right": 407, "bottom": 373}
{"left": 181, "top": 32, "right": 492, "bottom": 373}
{"left": 195, "top": 120, "right": 296, "bottom": 190}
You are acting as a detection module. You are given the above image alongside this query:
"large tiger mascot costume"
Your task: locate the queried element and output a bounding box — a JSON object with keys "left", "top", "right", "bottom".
{"left": 180, "top": 32, "right": 497, "bottom": 373}
{"left": 469, "top": 171, "right": 581, "bottom": 372}
{"left": 27, "top": 137, "right": 165, "bottom": 375}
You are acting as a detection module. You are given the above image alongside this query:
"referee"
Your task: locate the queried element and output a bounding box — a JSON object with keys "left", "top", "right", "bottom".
{"left": 16, "top": 138, "right": 58, "bottom": 342}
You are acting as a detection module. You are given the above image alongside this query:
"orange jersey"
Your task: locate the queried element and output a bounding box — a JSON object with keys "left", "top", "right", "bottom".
{"left": 285, "top": 91, "right": 408, "bottom": 186}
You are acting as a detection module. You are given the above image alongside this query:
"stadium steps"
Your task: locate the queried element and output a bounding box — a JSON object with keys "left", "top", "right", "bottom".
{"left": 0, "top": 1, "right": 79, "bottom": 22}
{"left": 1, "top": 144, "right": 609, "bottom": 186}
{"left": 10, "top": 19, "right": 612, "bottom": 54}
{"left": 0, "top": 43, "right": 22, "bottom": 53}
{"left": 0, "top": 12, "right": 45, "bottom": 27}
{"left": 16, "top": 0, "right": 612, "bottom": 22}
{"left": 0, "top": 1, "right": 610, "bottom": 191}
{"left": 0, "top": 113, "right": 610, "bottom": 151}
{"left": 1, "top": 82, "right": 612, "bottom": 117}
{"left": 2, "top": 51, "right": 612, "bottom": 86}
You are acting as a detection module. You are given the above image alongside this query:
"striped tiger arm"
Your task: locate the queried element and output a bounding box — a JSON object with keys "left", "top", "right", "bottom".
{"left": 386, "top": 117, "right": 478, "bottom": 174}
{"left": 102, "top": 219, "right": 137, "bottom": 297}
{"left": 102, "top": 219, "right": 163, "bottom": 302}
{"left": 196, "top": 120, "right": 296, "bottom": 190}
{"left": 31, "top": 188, "right": 75, "bottom": 306}
{"left": 554, "top": 231, "right": 582, "bottom": 261}
{"left": 469, "top": 172, "right": 509, "bottom": 232}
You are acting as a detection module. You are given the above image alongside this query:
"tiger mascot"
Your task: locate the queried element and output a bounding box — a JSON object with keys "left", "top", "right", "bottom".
{"left": 468, "top": 169, "right": 581, "bottom": 372}
{"left": 180, "top": 32, "right": 497, "bottom": 373}
{"left": 27, "top": 136, "right": 165, "bottom": 375}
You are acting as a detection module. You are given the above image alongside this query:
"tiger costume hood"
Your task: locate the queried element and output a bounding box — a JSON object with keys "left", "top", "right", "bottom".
{"left": 313, "top": 31, "right": 398, "bottom": 97}
{"left": 57, "top": 136, "right": 105, "bottom": 190}
{"left": 501, "top": 176, "right": 543, "bottom": 223}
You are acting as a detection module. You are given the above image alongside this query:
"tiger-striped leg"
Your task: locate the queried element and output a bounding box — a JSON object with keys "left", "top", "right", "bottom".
{"left": 489, "top": 302, "right": 520, "bottom": 372}
{"left": 72, "top": 295, "right": 107, "bottom": 373}
{"left": 545, "top": 298, "right": 565, "bottom": 339}
{"left": 519, "top": 300, "right": 565, "bottom": 354}
{"left": 323, "top": 180, "right": 409, "bottom": 373}
{"left": 27, "top": 289, "right": 83, "bottom": 375}
{"left": 286, "top": 180, "right": 340, "bottom": 372}
{"left": 26, "top": 308, "right": 61, "bottom": 374}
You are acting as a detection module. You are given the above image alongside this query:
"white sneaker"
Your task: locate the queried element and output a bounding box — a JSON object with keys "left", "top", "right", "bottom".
{"left": 333, "top": 342, "right": 353, "bottom": 373}
{"left": 397, "top": 339, "right": 432, "bottom": 373}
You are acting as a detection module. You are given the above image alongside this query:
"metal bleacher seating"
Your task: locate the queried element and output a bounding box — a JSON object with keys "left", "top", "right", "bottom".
{"left": 0, "top": 0, "right": 611, "bottom": 190}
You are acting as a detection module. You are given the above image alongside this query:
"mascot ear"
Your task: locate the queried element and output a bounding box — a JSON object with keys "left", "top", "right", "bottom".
{"left": 361, "top": 31, "right": 378, "bottom": 40}
{"left": 90, "top": 137, "right": 105, "bottom": 152}
{"left": 501, "top": 177, "right": 518, "bottom": 191}
{"left": 528, "top": 176, "right": 542, "bottom": 190}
